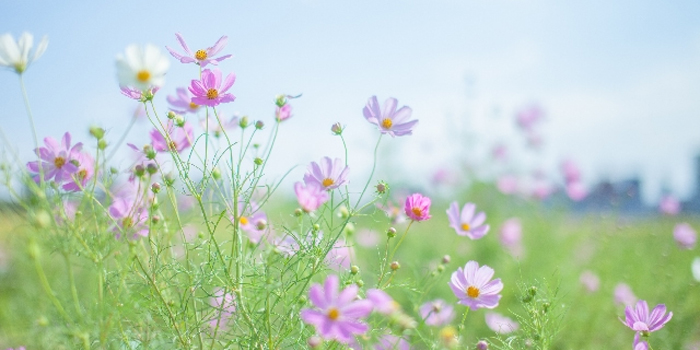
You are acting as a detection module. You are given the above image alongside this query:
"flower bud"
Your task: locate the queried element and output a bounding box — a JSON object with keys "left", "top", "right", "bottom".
{"left": 164, "top": 174, "right": 175, "bottom": 187}
{"left": 89, "top": 126, "right": 105, "bottom": 140}
{"left": 294, "top": 208, "right": 303, "bottom": 217}
{"left": 97, "top": 139, "right": 108, "bottom": 150}
{"left": 134, "top": 165, "right": 145, "bottom": 177}
{"left": 151, "top": 215, "right": 160, "bottom": 224}
{"left": 167, "top": 111, "right": 177, "bottom": 120}
{"left": 151, "top": 182, "right": 161, "bottom": 193}
{"left": 144, "top": 145, "right": 156, "bottom": 160}
{"left": 375, "top": 181, "right": 388, "bottom": 194}
{"left": 355, "top": 279, "right": 364, "bottom": 287}
{"left": 275, "top": 94, "right": 287, "bottom": 107}
{"left": 442, "top": 255, "right": 451, "bottom": 264}
{"left": 312, "top": 224, "right": 320, "bottom": 232}
{"left": 437, "top": 264, "right": 445, "bottom": 272}
{"left": 239, "top": 116, "right": 249, "bottom": 128}
{"left": 331, "top": 122, "right": 343, "bottom": 135}
{"left": 528, "top": 286, "right": 538, "bottom": 297}
{"left": 254, "top": 157, "right": 263, "bottom": 166}
{"left": 307, "top": 336, "right": 322, "bottom": 348}
{"left": 390, "top": 261, "right": 401, "bottom": 271}
{"left": 350, "top": 265, "right": 360, "bottom": 275}
{"left": 542, "top": 302, "right": 550, "bottom": 313}
{"left": 212, "top": 167, "right": 221, "bottom": 180}
{"left": 146, "top": 163, "right": 158, "bottom": 175}
{"left": 387, "top": 227, "right": 397, "bottom": 238}
{"left": 476, "top": 340, "right": 489, "bottom": 350}
{"left": 256, "top": 220, "right": 267, "bottom": 230}
{"left": 342, "top": 222, "right": 355, "bottom": 235}
{"left": 255, "top": 120, "right": 265, "bottom": 129}
{"left": 174, "top": 115, "right": 185, "bottom": 127}
{"left": 110, "top": 167, "right": 119, "bottom": 175}
{"left": 338, "top": 206, "right": 350, "bottom": 219}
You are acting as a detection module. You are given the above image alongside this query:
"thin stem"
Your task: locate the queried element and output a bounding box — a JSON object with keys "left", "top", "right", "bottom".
{"left": 19, "top": 75, "right": 39, "bottom": 151}
{"left": 106, "top": 115, "right": 138, "bottom": 162}
{"left": 353, "top": 135, "right": 382, "bottom": 209}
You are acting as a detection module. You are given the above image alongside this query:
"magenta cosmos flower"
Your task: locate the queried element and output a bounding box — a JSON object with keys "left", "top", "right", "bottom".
{"left": 26, "top": 132, "right": 82, "bottom": 186}
{"left": 150, "top": 120, "right": 194, "bottom": 153}
{"left": 621, "top": 300, "right": 672, "bottom": 333}
{"left": 303, "top": 157, "right": 349, "bottom": 190}
{"left": 673, "top": 223, "right": 697, "bottom": 249}
{"left": 166, "top": 33, "right": 232, "bottom": 68}
{"left": 447, "top": 201, "right": 489, "bottom": 239}
{"left": 419, "top": 299, "right": 455, "bottom": 326}
{"left": 167, "top": 87, "right": 200, "bottom": 115}
{"left": 300, "top": 275, "right": 373, "bottom": 344}
{"left": 404, "top": 193, "right": 431, "bottom": 221}
{"left": 449, "top": 261, "right": 503, "bottom": 310}
{"left": 276, "top": 104, "right": 292, "bottom": 122}
{"left": 363, "top": 96, "right": 418, "bottom": 137}
{"left": 188, "top": 68, "right": 236, "bottom": 107}
{"left": 295, "top": 182, "right": 329, "bottom": 212}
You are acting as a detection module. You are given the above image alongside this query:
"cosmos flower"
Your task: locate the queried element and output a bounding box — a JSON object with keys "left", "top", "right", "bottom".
{"left": 0, "top": 32, "right": 48, "bottom": 74}
{"left": 633, "top": 333, "right": 649, "bottom": 350}
{"left": 614, "top": 283, "right": 637, "bottom": 307}
{"left": 515, "top": 105, "right": 544, "bottom": 132}
{"left": 419, "top": 299, "right": 455, "bottom": 326}
{"left": 109, "top": 197, "right": 150, "bottom": 240}
{"left": 499, "top": 218, "right": 522, "bottom": 248}
{"left": 366, "top": 289, "right": 400, "bottom": 315}
{"left": 659, "top": 195, "right": 680, "bottom": 215}
{"left": 566, "top": 181, "right": 588, "bottom": 201}
{"left": 189, "top": 68, "right": 236, "bottom": 107}
{"left": 560, "top": 159, "right": 581, "bottom": 184}
{"left": 496, "top": 175, "right": 519, "bottom": 195}
{"left": 373, "top": 334, "right": 410, "bottom": 350}
{"left": 26, "top": 132, "right": 82, "bottom": 186}
{"left": 404, "top": 193, "right": 431, "bottom": 221}
{"left": 326, "top": 238, "right": 354, "bottom": 270}
{"left": 300, "top": 275, "right": 373, "bottom": 344}
{"left": 621, "top": 300, "right": 672, "bottom": 334}
{"left": 303, "top": 157, "right": 349, "bottom": 190}
{"left": 150, "top": 120, "right": 194, "bottom": 153}
{"left": 363, "top": 96, "right": 418, "bottom": 137}
{"left": 167, "top": 87, "right": 200, "bottom": 115}
{"left": 116, "top": 44, "right": 170, "bottom": 91}
{"left": 239, "top": 211, "right": 269, "bottom": 244}
{"left": 580, "top": 270, "right": 600, "bottom": 293}
{"left": 449, "top": 261, "right": 503, "bottom": 310}
{"left": 62, "top": 151, "right": 95, "bottom": 192}
{"left": 200, "top": 114, "right": 239, "bottom": 138}
{"left": 276, "top": 104, "right": 292, "bottom": 122}
{"left": 209, "top": 288, "right": 236, "bottom": 329}
{"left": 447, "top": 201, "right": 489, "bottom": 239}
{"left": 294, "top": 182, "right": 329, "bottom": 212}
{"left": 166, "top": 33, "right": 232, "bottom": 68}
{"left": 485, "top": 312, "right": 519, "bottom": 334}
{"left": 377, "top": 200, "right": 407, "bottom": 225}
{"left": 673, "top": 223, "right": 697, "bottom": 250}
{"left": 120, "top": 85, "right": 159, "bottom": 101}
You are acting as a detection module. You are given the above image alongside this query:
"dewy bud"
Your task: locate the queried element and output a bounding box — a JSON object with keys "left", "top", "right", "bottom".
{"left": 97, "top": 139, "right": 108, "bottom": 150}
{"left": 390, "top": 261, "right": 401, "bottom": 271}
{"left": 239, "top": 116, "right": 249, "bottom": 128}
{"left": 134, "top": 165, "right": 145, "bottom": 177}
{"left": 350, "top": 265, "right": 360, "bottom": 275}
{"left": 275, "top": 94, "right": 287, "bottom": 107}
{"left": 174, "top": 115, "right": 185, "bottom": 127}
{"left": 331, "top": 122, "right": 343, "bottom": 135}
{"left": 89, "top": 126, "right": 105, "bottom": 139}
{"left": 387, "top": 227, "right": 397, "bottom": 238}
{"left": 256, "top": 219, "right": 267, "bottom": 230}
{"left": 307, "top": 336, "right": 322, "bottom": 349}
{"left": 167, "top": 111, "right": 177, "bottom": 120}
{"left": 355, "top": 279, "right": 364, "bottom": 287}
{"left": 312, "top": 224, "right": 320, "bottom": 232}
{"left": 151, "top": 215, "right": 160, "bottom": 224}
{"left": 255, "top": 120, "right": 264, "bottom": 129}
{"left": 294, "top": 208, "right": 303, "bottom": 217}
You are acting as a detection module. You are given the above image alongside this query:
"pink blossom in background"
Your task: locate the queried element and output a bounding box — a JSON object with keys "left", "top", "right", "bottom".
{"left": 109, "top": 197, "right": 150, "bottom": 240}
{"left": 166, "top": 33, "right": 232, "bottom": 67}
{"left": 497, "top": 175, "right": 519, "bottom": 195}
{"left": 366, "top": 289, "right": 399, "bottom": 315}
{"left": 374, "top": 334, "right": 410, "bottom": 350}
{"left": 499, "top": 218, "right": 522, "bottom": 247}
{"left": 209, "top": 288, "right": 236, "bottom": 329}
{"left": 620, "top": 300, "right": 672, "bottom": 333}
{"left": 270, "top": 234, "right": 300, "bottom": 257}
{"left": 614, "top": 283, "right": 637, "bottom": 307}
{"left": 566, "top": 181, "right": 588, "bottom": 202}
{"left": 26, "top": 132, "right": 82, "bottom": 186}
{"left": 326, "top": 239, "right": 354, "bottom": 270}
{"left": 62, "top": 151, "right": 95, "bottom": 192}
{"left": 404, "top": 193, "right": 432, "bottom": 221}
{"left": 419, "top": 299, "right": 455, "bottom": 326}
{"left": 355, "top": 229, "right": 380, "bottom": 247}
{"left": 167, "top": 87, "right": 200, "bottom": 115}
{"left": 363, "top": 96, "right": 418, "bottom": 137}
{"left": 377, "top": 201, "right": 407, "bottom": 225}
{"left": 560, "top": 159, "right": 581, "bottom": 184}
{"left": 300, "top": 275, "right": 373, "bottom": 344}
{"left": 150, "top": 120, "right": 194, "bottom": 153}
{"left": 431, "top": 167, "right": 458, "bottom": 186}
{"left": 659, "top": 195, "right": 681, "bottom": 215}
{"left": 515, "top": 105, "right": 544, "bottom": 132}
{"left": 275, "top": 104, "right": 292, "bottom": 122}
{"left": 525, "top": 132, "right": 543, "bottom": 149}
{"left": 239, "top": 211, "right": 269, "bottom": 244}
{"left": 189, "top": 68, "right": 236, "bottom": 107}
{"left": 294, "top": 182, "right": 329, "bottom": 212}
{"left": 579, "top": 270, "right": 600, "bottom": 292}
{"left": 449, "top": 261, "right": 503, "bottom": 310}
{"left": 303, "top": 157, "right": 349, "bottom": 190}
{"left": 531, "top": 181, "right": 553, "bottom": 200}
{"left": 485, "top": 312, "right": 519, "bottom": 334}
{"left": 200, "top": 114, "right": 238, "bottom": 137}
{"left": 446, "top": 201, "right": 490, "bottom": 240}
{"left": 491, "top": 143, "right": 508, "bottom": 161}
{"left": 634, "top": 333, "right": 649, "bottom": 350}
{"left": 673, "top": 223, "right": 697, "bottom": 250}
{"left": 120, "top": 85, "right": 159, "bottom": 101}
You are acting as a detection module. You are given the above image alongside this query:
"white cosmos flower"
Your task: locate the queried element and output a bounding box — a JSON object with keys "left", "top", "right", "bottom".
{"left": 0, "top": 32, "right": 48, "bottom": 74}
{"left": 116, "top": 44, "right": 170, "bottom": 91}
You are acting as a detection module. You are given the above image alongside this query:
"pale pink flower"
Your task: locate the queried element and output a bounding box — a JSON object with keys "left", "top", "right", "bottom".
{"left": 485, "top": 312, "right": 519, "bottom": 334}
{"left": 62, "top": 151, "right": 95, "bottom": 192}
{"left": 109, "top": 197, "right": 149, "bottom": 240}
{"left": 166, "top": 33, "right": 232, "bottom": 68}
{"left": 560, "top": 159, "right": 581, "bottom": 184}
{"left": 580, "top": 270, "right": 600, "bottom": 292}
{"left": 419, "top": 299, "right": 455, "bottom": 326}
{"left": 449, "top": 261, "right": 503, "bottom": 310}
{"left": 377, "top": 201, "right": 407, "bottom": 225}
{"left": 167, "top": 87, "right": 200, "bottom": 114}
{"left": 26, "top": 132, "right": 82, "bottom": 186}
{"left": 363, "top": 96, "right": 417, "bottom": 137}
{"left": 497, "top": 175, "right": 519, "bottom": 195}
{"left": 366, "top": 289, "right": 400, "bottom": 315}
{"left": 515, "top": 105, "right": 544, "bottom": 132}
{"left": 614, "top": 283, "right": 637, "bottom": 307}
{"left": 447, "top": 201, "right": 489, "bottom": 239}
{"left": 673, "top": 223, "right": 697, "bottom": 250}
{"left": 499, "top": 218, "right": 522, "bottom": 247}
{"left": 209, "top": 288, "right": 236, "bottom": 328}
{"left": 150, "top": 120, "right": 194, "bottom": 153}
{"left": 189, "top": 68, "right": 236, "bottom": 107}
{"left": 566, "top": 181, "right": 588, "bottom": 202}
{"left": 276, "top": 104, "right": 292, "bottom": 122}
{"left": 294, "top": 182, "right": 329, "bottom": 212}
{"left": 374, "top": 334, "right": 410, "bottom": 350}
{"left": 620, "top": 300, "right": 672, "bottom": 333}
{"left": 120, "top": 85, "right": 159, "bottom": 101}
{"left": 303, "top": 157, "right": 349, "bottom": 190}
{"left": 326, "top": 239, "right": 354, "bottom": 270}
{"left": 659, "top": 195, "right": 681, "bottom": 215}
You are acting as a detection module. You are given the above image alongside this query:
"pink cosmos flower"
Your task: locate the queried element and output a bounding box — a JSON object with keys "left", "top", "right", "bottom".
{"left": 209, "top": 288, "right": 236, "bottom": 329}
{"left": 419, "top": 299, "right": 455, "bottom": 326}
{"left": 499, "top": 218, "right": 524, "bottom": 258}
{"left": 404, "top": 193, "right": 431, "bottom": 221}
{"left": 377, "top": 201, "right": 407, "bottom": 225}
{"left": 620, "top": 300, "right": 672, "bottom": 333}
{"left": 294, "top": 182, "right": 329, "bottom": 212}
{"left": 276, "top": 104, "right": 292, "bottom": 122}
{"left": 363, "top": 96, "right": 418, "bottom": 137}
{"left": 200, "top": 114, "right": 238, "bottom": 138}
{"left": 166, "top": 33, "right": 232, "bottom": 68}
{"left": 449, "top": 261, "right": 503, "bottom": 310}
{"left": 580, "top": 270, "right": 600, "bottom": 292}
{"left": 497, "top": 175, "right": 519, "bottom": 195}
{"left": 26, "top": 132, "right": 82, "bottom": 185}
{"left": 188, "top": 68, "right": 236, "bottom": 107}
{"left": 485, "top": 312, "right": 519, "bottom": 334}
{"left": 326, "top": 238, "right": 354, "bottom": 270}
{"left": 109, "top": 197, "right": 149, "bottom": 240}
{"left": 659, "top": 195, "right": 681, "bottom": 215}
{"left": 566, "top": 181, "right": 588, "bottom": 201}
{"left": 62, "top": 151, "right": 95, "bottom": 192}
{"left": 303, "top": 157, "right": 349, "bottom": 190}
{"left": 150, "top": 120, "right": 194, "bottom": 153}
{"left": 560, "top": 159, "right": 581, "bottom": 184}
{"left": 374, "top": 335, "right": 410, "bottom": 350}
{"left": 447, "top": 201, "right": 490, "bottom": 239}
{"left": 239, "top": 211, "right": 269, "bottom": 244}
{"left": 673, "top": 223, "right": 697, "bottom": 250}
{"left": 120, "top": 85, "right": 158, "bottom": 101}
{"left": 614, "top": 283, "right": 637, "bottom": 307}
{"left": 167, "top": 87, "right": 200, "bottom": 115}
{"left": 300, "top": 275, "right": 373, "bottom": 344}
{"left": 366, "top": 289, "right": 400, "bottom": 315}
{"left": 515, "top": 105, "right": 544, "bottom": 132}
{"left": 531, "top": 181, "right": 553, "bottom": 200}
{"left": 271, "top": 234, "right": 302, "bottom": 257}
{"left": 634, "top": 333, "right": 649, "bottom": 350}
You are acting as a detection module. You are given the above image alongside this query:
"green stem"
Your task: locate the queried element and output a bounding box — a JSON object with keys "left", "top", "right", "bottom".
{"left": 353, "top": 135, "right": 382, "bottom": 208}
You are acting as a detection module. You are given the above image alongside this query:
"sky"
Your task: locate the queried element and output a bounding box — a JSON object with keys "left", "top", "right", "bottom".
{"left": 2, "top": 0, "right": 700, "bottom": 203}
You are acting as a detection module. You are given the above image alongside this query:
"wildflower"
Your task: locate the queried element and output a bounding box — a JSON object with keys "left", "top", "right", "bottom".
{"left": 447, "top": 202, "right": 489, "bottom": 239}
{"left": 634, "top": 333, "right": 649, "bottom": 350}
{"left": 620, "top": 300, "right": 672, "bottom": 333}
{"left": 499, "top": 218, "right": 522, "bottom": 250}
{"left": 239, "top": 211, "right": 269, "bottom": 244}
{"left": 419, "top": 299, "right": 455, "bottom": 326}
{"left": 200, "top": 114, "right": 239, "bottom": 138}
{"left": 109, "top": 197, "right": 149, "bottom": 239}
{"left": 209, "top": 288, "right": 236, "bottom": 329}
{"left": 449, "top": 261, "right": 503, "bottom": 310}
{"left": 580, "top": 270, "right": 600, "bottom": 292}
{"left": 303, "top": 157, "right": 349, "bottom": 190}
{"left": 294, "top": 182, "right": 329, "bottom": 212}
{"left": 189, "top": 68, "right": 236, "bottom": 107}
{"left": 300, "top": 275, "right": 373, "bottom": 344}
{"left": 366, "top": 289, "right": 400, "bottom": 315}
{"left": 116, "top": 44, "right": 170, "bottom": 91}
{"left": 150, "top": 120, "right": 194, "bottom": 153}
{"left": 673, "top": 223, "right": 697, "bottom": 250}
{"left": 566, "top": 181, "right": 587, "bottom": 201}
{"left": 167, "top": 87, "right": 200, "bottom": 114}
{"left": 476, "top": 340, "right": 489, "bottom": 350}
{"left": 26, "top": 132, "right": 82, "bottom": 185}
{"left": 276, "top": 104, "right": 292, "bottom": 122}
{"left": 120, "top": 85, "right": 159, "bottom": 102}
{"left": 485, "top": 312, "right": 519, "bottom": 334}
{"left": 0, "top": 32, "right": 48, "bottom": 74}
{"left": 614, "top": 283, "right": 637, "bottom": 307}
{"left": 377, "top": 200, "right": 407, "bottom": 225}
{"left": 62, "top": 151, "right": 95, "bottom": 192}
{"left": 659, "top": 195, "right": 680, "bottom": 215}
{"left": 271, "top": 233, "right": 301, "bottom": 257}
{"left": 363, "top": 96, "right": 418, "bottom": 137}
{"left": 166, "top": 33, "right": 232, "bottom": 68}
{"left": 404, "top": 193, "right": 431, "bottom": 221}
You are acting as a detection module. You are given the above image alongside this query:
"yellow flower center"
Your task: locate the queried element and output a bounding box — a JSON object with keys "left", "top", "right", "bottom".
{"left": 461, "top": 223, "right": 470, "bottom": 231}
{"left": 240, "top": 216, "right": 249, "bottom": 225}
{"left": 466, "top": 285, "right": 480, "bottom": 298}
{"left": 327, "top": 308, "right": 340, "bottom": 320}
{"left": 206, "top": 88, "right": 219, "bottom": 100}
{"left": 54, "top": 156, "right": 66, "bottom": 169}
{"left": 122, "top": 217, "right": 134, "bottom": 229}
{"left": 381, "top": 118, "right": 393, "bottom": 129}
{"left": 136, "top": 70, "right": 151, "bottom": 83}
{"left": 195, "top": 49, "right": 208, "bottom": 60}
{"left": 411, "top": 207, "right": 423, "bottom": 217}
{"left": 189, "top": 102, "right": 199, "bottom": 110}
{"left": 322, "top": 178, "right": 334, "bottom": 187}
{"left": 77, "top": 169, "right": 88, "bottom": 180}
{"left": 168, "top": 141, "right": 177, "bottom": 151}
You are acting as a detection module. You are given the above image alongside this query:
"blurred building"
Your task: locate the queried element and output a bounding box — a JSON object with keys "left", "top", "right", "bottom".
{"left": 568, "top": 177, "right": 646, "bottom": 213}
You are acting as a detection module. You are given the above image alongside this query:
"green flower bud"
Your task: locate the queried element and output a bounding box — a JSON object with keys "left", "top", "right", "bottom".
{"left": 239, "top": 116, "right": 249, "bottom": 128}
{"left": 375, "top": 181, "right": 389, "bottom": 195}
{"left": 275, "top": 94, "right": 287, "bottom": 107}
{"left": 146, "top": 163, "right": 158, "bottom": 175}
{"left": 355, "top": 279, "right": 364, "bottom": 287}
{"left": 151, "top": 183, "right": 161, "bottom": 193}
{"left": 387, "top": 227, "right": 397, "bottom": 238}
{"left": 338, "top": 206, "right": 350, "bottom": 219}
{"left": 212, "top": 167, "right": 221, "bottom": 180}
{"left": 254, "top": 157, "right": 263, "bottom": 166}
{"left": 97, "top": 139, "right": 108, "bottom": 150}
{"left": 294, "top": 208, "right": 303, "bottom": 217}
{"left": 390, "top": 261, "right": 401, "bottom": 271}
{"left": 312, "top": 224, "right": 320, "bottom": 232}
{"left": 255, "top": 120, "right": 264, "bottom": 129}
{"left": 331, "top": 122, "right": 343, "bottom": 135}
{"left": 174, "top": 115, "right": 185, "bottom": 127}
{"left": 350, "top": 265, "right": 360, "bottom": 275}
{"left": 167, "top": 111, "right": 177, "bottom": 120}
{"left": 89, "top": 126, "right": 105, "bottom": 140}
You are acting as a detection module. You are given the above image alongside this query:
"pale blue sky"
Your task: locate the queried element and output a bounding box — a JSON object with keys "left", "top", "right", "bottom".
{"left": 2, "top": 0, "right": 700, "bottom": 202}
